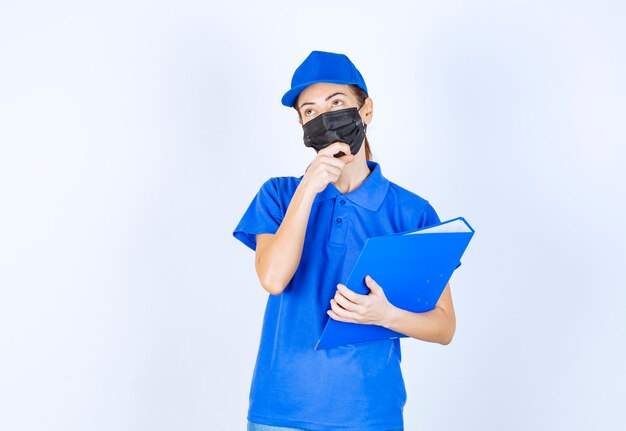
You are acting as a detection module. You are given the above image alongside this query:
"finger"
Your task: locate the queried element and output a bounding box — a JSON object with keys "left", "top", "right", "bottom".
{"left": 321, "top": 164, "right": 342, "bottom": 178}
{"left": 337, "top": 153, "right": 355, "bottom": 163}
{"left": 365, "top": 275, "right": 383, "bottom": 294}
{"left": 337, "top": 283, "right": 363, "bottom": 305}
{"left": 330, "top": 298, "right": 362, "bottom": 322}
{"left": 334, "top": 290, "right": 362, "bottom": 312}
{"left": 318, "top": 142, "right": 351, "bottom": 158}
{"left": 321, "top": 170, "right": 340, "bottom": 185}
{"left": 327, "top": 309, "right": 346, "bottom": 322}
{"left": 318, "top": 155, "right": 347, "bottom": 171}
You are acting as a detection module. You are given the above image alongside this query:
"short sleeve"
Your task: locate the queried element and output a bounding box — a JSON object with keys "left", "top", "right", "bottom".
{"left": 418, "top": 201, "right": 441, "bottom": 229}
{"left": 232, "top": 178, "right": 284, "bottom": 251}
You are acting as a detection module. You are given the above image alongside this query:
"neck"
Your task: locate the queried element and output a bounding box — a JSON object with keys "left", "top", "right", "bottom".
{"left": 333, "top": 149, "right": 371, "bottom": 194}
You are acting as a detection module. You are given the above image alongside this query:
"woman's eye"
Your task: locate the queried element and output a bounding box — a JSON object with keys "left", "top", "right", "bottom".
{"left": 333, "top": 99, "right": 344, "bottom": 107}
{"left": 305, "top": 109, "right": 313, "bottom": 116}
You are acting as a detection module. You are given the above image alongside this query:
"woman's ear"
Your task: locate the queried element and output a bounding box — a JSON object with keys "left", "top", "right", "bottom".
{"left": 362, "top": 97, "right": 374, "bottom": 125}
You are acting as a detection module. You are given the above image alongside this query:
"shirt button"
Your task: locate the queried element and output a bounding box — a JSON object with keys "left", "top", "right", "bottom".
{"left": 336, "top": 217, "right": 342, "bottom": 224}
{"left": 339, "top": 199, "right": 346, "bottom": 205}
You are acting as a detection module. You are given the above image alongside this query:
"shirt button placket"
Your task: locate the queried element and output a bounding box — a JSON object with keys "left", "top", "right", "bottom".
{"left": 329, "top": 197, "right": 348, "bottom": 245}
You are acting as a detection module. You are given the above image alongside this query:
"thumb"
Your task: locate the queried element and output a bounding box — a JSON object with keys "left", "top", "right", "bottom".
{"left": 365, "top": 275, "right": 383, "bottom": 294}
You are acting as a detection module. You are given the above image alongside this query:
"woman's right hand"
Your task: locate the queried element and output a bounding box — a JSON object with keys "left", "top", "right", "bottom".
{"left": 301, "top": 142, "right": 355, "bottom": 195}
{"left": 254, "top": 142, "right": 354, "bottom": 295}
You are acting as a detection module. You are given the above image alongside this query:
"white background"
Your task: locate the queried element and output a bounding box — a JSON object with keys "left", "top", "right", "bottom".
{"left": 1, "top": 1, "right": 625, "bottom": 430}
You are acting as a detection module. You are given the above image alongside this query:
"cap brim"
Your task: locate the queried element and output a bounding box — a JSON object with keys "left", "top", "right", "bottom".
{"left": 281, "top": 79, "right": 360, "bottom": 108}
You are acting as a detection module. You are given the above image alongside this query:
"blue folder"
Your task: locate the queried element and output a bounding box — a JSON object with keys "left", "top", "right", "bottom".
{"left": 315, "top": 217, "right": 475, "bottom": 350}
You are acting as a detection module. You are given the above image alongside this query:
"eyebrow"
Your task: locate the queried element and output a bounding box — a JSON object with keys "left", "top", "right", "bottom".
{"left": 299, "top": 92, "right": 347, "bottom": 110}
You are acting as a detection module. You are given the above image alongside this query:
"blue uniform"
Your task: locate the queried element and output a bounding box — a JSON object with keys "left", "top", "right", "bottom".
{"left": 233, "top": 160, "right": 440, "bottom": 431}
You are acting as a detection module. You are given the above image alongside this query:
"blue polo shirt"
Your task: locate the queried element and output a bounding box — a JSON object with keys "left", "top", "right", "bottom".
{"left": 233, "top": 160, "right": 440, "bottom": 431}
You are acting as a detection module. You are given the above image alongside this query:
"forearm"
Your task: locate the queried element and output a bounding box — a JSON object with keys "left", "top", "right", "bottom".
{"left": 256, "top": 182, "right": 316, "bottom": 293}
{"left": 382, "top": 303, "right": 456, "bottom": 345}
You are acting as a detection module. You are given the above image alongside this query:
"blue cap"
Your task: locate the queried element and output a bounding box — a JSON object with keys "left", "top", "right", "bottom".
{"left": 281, "top": 50, "right": 368, "bottom": 108}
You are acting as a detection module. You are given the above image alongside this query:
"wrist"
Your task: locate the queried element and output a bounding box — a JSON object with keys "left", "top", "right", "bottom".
{"left": 381, "top": 304, "right": 401, "bottom": 329}
{"left": 297, "top": 179, "right": 318, "bottom": 201}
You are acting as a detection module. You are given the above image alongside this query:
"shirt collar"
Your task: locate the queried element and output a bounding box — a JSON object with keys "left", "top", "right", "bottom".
{"left": 303, "top": 160, "right": 390, "bottom": 211}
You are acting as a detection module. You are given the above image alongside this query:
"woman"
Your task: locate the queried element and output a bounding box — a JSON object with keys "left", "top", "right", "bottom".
{"left": 233, "top": 50, "right": 456, "bottom": 431}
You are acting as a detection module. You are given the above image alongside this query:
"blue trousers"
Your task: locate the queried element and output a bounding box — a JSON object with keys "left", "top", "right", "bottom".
{"left": 247, "top": 419, "right": 403, "bottom": 431}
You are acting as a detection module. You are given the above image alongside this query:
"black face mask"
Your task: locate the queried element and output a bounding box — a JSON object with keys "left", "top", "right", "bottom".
{"left": 302, "top": 106, "right": 367, "bottom": 158}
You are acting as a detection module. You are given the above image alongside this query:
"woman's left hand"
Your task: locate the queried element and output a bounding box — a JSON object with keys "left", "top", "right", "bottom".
{"left": 328, "top": 275, "right": 397, "bottom": 327}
